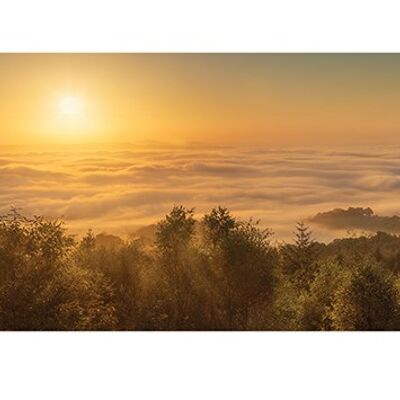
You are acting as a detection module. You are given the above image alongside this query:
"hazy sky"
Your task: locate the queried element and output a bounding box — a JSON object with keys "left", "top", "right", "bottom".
{"left": 2, "top": 54, "right": 400, "bottom": 146}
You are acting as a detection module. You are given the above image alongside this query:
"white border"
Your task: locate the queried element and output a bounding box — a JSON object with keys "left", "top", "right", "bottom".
{"left": 0, "top": 0, "right": 400, "bottom": 52}
{"left": 0, "top": 332, "right": 398, "bottom": 400}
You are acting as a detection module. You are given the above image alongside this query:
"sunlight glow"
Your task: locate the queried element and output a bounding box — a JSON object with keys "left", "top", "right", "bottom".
{"left": 58, "top": 95, "right": 83, "bottom": 117}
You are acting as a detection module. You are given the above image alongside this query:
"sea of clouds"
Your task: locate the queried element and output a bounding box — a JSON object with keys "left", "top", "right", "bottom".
{"left": 2, "top": 144, "right": 400, "bottom": 242}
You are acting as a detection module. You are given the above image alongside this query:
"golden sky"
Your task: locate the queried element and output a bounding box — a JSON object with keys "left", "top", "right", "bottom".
{"left": 1, "top": 54, "right": 400, "bottom": 146}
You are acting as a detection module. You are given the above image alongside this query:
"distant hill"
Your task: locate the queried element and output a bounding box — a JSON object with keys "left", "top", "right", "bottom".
{"left": 310, "top": 207, "right": 400, "bottom": 234}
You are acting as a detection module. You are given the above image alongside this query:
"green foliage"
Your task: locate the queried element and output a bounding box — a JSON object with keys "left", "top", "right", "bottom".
{"left": 202, "top": 206, "right": 237, "bottom": 249}
{"left": 154, "top": 206, "right": 199, "bottom": 329}
{"left": 156, "top": 205, "right": 195, "bottom": 259}
{"left": 2, "top": 206, "right": 400, "bottom": 330}
{"left": 331, "top": 262, "right": 400, "bottom": 330}
{"left": 297, "top": 259, "right": 347, "bottom": 330}
{"left": 203, "top": 207, "right": 276, "bottom": 329}
{"left": 281, "top": 222, "right": 319, "bottom": 290}
{"left": 0, "top": 210, "right": 117, "bottom": 330}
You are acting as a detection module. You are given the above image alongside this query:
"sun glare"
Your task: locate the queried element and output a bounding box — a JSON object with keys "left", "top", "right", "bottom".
{"left": 58, "top": 95, "right": 83, "bottom": 117}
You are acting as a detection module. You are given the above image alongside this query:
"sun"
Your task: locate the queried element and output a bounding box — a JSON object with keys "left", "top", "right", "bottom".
{"left": 58, "top": 95, "right": 83, "bottom": 117}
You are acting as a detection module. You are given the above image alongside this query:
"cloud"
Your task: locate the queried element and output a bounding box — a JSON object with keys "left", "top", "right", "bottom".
{"left": 1, "top": 145, "right": 400, "bottom": 240}
{"left": 0, "top": 165, "right": 71, "bottom": 186}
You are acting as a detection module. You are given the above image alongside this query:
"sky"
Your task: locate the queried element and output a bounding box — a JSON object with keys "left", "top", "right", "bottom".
{"left": 2, "top": 54, "right": 400, "bottom": 239}
{"left": 2, "top": 54, "right": 400, "bottom": 146}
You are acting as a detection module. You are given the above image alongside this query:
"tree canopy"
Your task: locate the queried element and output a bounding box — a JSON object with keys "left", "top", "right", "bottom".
{"left": 1, "top": 206, "right": 400, "bottom": 330}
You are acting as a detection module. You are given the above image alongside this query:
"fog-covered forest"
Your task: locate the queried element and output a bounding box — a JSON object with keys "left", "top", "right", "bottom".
{"left": 1, "top": 205, "right": 400, "bottom": 331}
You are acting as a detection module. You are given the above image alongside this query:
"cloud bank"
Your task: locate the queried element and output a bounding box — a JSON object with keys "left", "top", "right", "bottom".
{"left": 2, "top": 144, "right": 400, "bottom": 241}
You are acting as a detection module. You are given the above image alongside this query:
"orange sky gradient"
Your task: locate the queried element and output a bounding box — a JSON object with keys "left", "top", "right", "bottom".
{"left": 2, "top": 54, "right": 400, "bottom": 147}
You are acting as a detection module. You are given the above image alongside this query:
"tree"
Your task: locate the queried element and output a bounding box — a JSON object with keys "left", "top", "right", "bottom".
{"left": 202, "top": 207, "right": 276, "bottom": 329}
{"left": 202, "top": 206, "right": 236, "bottom": 249}
{"left": 297, "top": 259, "right": 346, "bottom": 330}
{"left": 331, "top": 262, "right": 400, "bottom": 330}
{"left": 154, "top": 205, "right": 198, "bottom": 329}
{"left": 281, "top": 221, "right": 319, "bottom": 290}
{"left": 156, "top": 206, "right": 196, "bottom": 258}
{"left": 0, "top": 210, "right": 117, "bottom": 330}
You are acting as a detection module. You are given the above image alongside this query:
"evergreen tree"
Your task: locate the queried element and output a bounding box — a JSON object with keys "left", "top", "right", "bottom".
{"left": 281, "top": 221, "right": 319, "bottom": 290}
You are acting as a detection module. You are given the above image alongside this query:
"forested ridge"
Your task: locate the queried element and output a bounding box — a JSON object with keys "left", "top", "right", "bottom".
{"left": 1, "top": 206, "right": 400, "bottom": 331}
